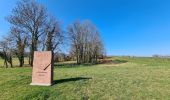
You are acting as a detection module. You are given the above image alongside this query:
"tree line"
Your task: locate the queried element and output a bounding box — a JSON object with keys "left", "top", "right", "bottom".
{"left": 0, "top": 0, "right": 105, "bottom": 67}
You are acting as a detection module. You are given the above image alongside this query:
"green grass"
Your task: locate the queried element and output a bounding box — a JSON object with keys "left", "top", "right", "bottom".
{"left": 0, "top": 57, "right": 170, "bottom": 100}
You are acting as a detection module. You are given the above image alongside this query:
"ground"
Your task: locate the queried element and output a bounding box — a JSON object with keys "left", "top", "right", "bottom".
{"left": 0, "top": 57, "right": 170, "bottom": 100}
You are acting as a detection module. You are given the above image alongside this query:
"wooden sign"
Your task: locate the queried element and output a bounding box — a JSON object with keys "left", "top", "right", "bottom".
{"left": 30, "top": 51, "right": 53, "bottom": 86}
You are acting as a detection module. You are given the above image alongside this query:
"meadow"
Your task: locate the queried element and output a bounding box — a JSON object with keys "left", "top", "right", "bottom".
{"left": 0, "top": 57, "right": 170, "bottom": 100}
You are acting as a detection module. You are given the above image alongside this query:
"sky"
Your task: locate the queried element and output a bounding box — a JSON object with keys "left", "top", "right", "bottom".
{"left": 0, "top": 0, "right": 170, "bottom": 56}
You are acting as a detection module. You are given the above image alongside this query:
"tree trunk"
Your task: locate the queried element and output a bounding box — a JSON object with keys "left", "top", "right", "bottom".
{"left": 30, "top": 33, "right": 38, "bottom": 66}
{"left": 30, "top": 40, "right": 34, "bottom": 66}
{"left": 9, "top": 56, "right": 13, "bottom": 68}
{"left": 4, "top": 52, "right": 8, "bottom": 68}
{"left": 4, "top": 59, "right": 8, "bottom": 68}
{"left": 19, "top": 55, "right": 24, "bottom": 67}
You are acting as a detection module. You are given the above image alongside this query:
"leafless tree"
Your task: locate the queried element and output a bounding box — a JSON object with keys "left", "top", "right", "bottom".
{"left": 40, "top": 17, "right": 64, "bottom": 62}
{"left": 68, "top": 20, "right": 105, "bottom": 64}
{"left": 67, "top": 21, "right": 82, "bottom": 64}
{"left": 0, "top": 38, "right": 13, "bottom": 68}
{"left": 7, "top": 0, "right": 47, "bottom": 66}
{"left": 10, "top": 27, "right": 28, "bottom": 67}
{"left": 43, "top": 17, "right": 63, "bottom": 52}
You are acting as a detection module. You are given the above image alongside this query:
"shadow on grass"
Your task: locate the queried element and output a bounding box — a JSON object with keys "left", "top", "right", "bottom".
{"left": 53, "top": 77, "right": 92, "bottom": 85}
{"left": 99, "top": 59, "right": 128, "bottom": 64}
{"left": 54, "top": 63, "right": 95, "bottom": 68}
{"left": 113, "top": 59, "right": 128, "bottom": 64}
{"left": 54, "top": 59, "right": 128, "bottom": 68}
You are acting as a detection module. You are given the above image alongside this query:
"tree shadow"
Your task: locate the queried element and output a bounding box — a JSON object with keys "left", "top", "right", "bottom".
{"left": 113, "top": 59, "right": 128, "bottom": 64}
{"left": 53, "top": 77, "right": 92, "bottom": 85}
{"left": 54, "top": 59, "right": 128, "bottom": 68}
{"left": 54, "top": 62, "right": 76, "bottom": 67}
{"left": 99, "top": 59, "right": 128, "bottom": 64}
{"left": 54, "top": 63, "right": 94, "bottom": 68}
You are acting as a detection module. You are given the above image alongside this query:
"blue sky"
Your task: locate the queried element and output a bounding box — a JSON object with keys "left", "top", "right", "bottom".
{"left": 0, "top": 0, "right": 170, "bottom": 56}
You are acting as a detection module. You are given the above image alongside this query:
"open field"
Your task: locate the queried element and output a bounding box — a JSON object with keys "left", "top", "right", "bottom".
{"left": 0, "top": 57, "right": 170, "bottom": 100}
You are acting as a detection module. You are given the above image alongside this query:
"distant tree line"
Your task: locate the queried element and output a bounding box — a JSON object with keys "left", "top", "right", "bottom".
{"left": 0, "top": 0, "right": 105, "bottom": 67}
{"left": 152, "top": 55, "right": 170, "bottom": 58}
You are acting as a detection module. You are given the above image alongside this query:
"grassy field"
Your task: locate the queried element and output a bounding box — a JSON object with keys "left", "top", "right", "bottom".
{"left": 0, "top": 57, "right": 170, "bottom": 100}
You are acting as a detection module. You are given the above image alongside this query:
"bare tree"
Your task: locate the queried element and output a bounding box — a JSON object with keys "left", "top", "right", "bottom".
{"left": 7, "top": 0, "right": 47, "bottom": 66}
{"left": 0, "top": 38, "right": 13, "bottom": 68}
{"left": 10, "top": 27, "right": 28, "bottom": 67}
{"left": 44, "top": 17, "right": 63, "bottom": 52}
{"left": 67, "top": 21, "right": 82, "bottom": 64}
{"left": 68, "top": 20, "right": 105, "bottom": 64}
{"left": 82, "top": 20, "right": 104, "bottom": 63}
{"left": 39, "top": 17, "right": 64, "bottom": 63}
